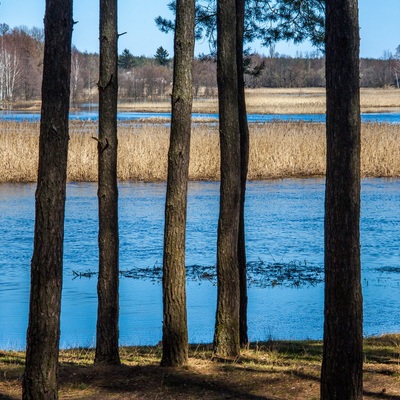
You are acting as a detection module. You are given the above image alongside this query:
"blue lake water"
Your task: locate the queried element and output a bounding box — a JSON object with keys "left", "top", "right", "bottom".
{"left": 0, "top": 179, "right": 399, "bottom": 350}
{"left": 1, "top": 110, "right": 400, "bottom": 124}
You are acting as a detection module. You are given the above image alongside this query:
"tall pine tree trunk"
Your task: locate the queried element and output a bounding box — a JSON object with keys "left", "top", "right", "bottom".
{"left": 321, "top": 0, "right": 363, "bottom": 398}
{"left": 22, "top": 1, "right": 73, "bottom": 398}
{"left": 95, "top": 0, "right": 120, "bottom": 365}
{"left": 161, "top": 0, "right": 195, "bottom": 367}
{"left": 213, "top": 0, "right": 241, "bottom": 358}
{"left": 236, "top": 0, "right": 249, "bottom": 348}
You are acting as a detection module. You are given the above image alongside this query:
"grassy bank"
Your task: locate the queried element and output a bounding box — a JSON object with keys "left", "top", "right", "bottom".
{"left": 0, "top": 335, "right": 399, "bottom": 399}
{"left": 1, "top": 120, "right": 400, "bottom": 182}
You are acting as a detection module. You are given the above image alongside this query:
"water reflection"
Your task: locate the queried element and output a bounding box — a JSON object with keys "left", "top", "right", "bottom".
{"left": 1, "top": 110, "right": 400, "bottom": 123}
{"left": 0, "top": 179, "right": 399, "bottom": 349}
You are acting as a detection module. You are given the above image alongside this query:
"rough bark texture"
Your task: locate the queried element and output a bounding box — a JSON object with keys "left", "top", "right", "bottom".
{"left": 213, "top": 0, "right": 241, "bottom": 358}
{"left": 236, "top": 0, "right": 249, "bottom": 348}
{"left": 161, "top": 0, "right": 195, "bottom": 367}
{"left": 321, "top": 0, "right": 363, "bottom": 399}
{"left": 95, "top": 0, "right": 120, "bottom": 366}
{"left": 22, "top": 1, "right": 73, "bottom": 399}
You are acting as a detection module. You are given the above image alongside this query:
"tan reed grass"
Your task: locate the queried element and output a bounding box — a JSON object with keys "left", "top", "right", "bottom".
{"left": 248, "top": 122, "right": 326, "bottom": 179}
{"left": 361, "top": 122, "right": 400, "bottom": 176}
{"left": 118, "top": 98, "right": 219, "bottom": 115}
{"left": 0, "top": 121, "right": 39, "bottom": 182}
{"left": 11, "top": 87, "right": 400, "bottom": 115}
{"left": 244, "top": 87, "right": 400, "bottom": 114}
{"left": 360, "top": 87, "right": 400, "bottom": 113}
{"left": 244, "top": 87, "right": 327, "bottom": 115}
{"left": 118, "top": 87, "right": 400, "bottom": 115}
{"left": 1, "top": 120, "right": 400, "bottom": 182}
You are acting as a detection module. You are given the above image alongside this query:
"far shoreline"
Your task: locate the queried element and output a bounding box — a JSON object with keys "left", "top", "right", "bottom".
{"left": 2, "top": 87, "right": 400, "bottom": 115}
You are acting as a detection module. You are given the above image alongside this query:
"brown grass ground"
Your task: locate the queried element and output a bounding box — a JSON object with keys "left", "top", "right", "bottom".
{"left": 1, "top": 335, "right": 399, "bottom": 399}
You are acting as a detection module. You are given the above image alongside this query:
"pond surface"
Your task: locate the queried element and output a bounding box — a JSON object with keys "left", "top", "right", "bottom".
{"left": 1, "top": 110, "right": 400, "bottom": 123}
{"left": 0, "top": 179, "right": 399, "bottom": 350}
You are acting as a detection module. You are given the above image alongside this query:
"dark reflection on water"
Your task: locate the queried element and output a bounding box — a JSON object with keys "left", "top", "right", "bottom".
{"left": 0, "top": 179, "right": 399, "bottom": 350}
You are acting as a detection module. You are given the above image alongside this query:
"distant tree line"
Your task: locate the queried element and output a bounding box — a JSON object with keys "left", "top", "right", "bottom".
{"left": 1, "top": 22, "right": 400, "bottom": 107}
{"left": 0, "top": 24, "right": 44, "bottom": 102}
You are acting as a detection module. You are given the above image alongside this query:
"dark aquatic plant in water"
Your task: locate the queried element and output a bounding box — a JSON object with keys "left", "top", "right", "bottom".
{"left": 72, "top": 259, "right": 324, "bottom": 288}
{"left": 246, "top": 259, "right": 323, "bottom": 287}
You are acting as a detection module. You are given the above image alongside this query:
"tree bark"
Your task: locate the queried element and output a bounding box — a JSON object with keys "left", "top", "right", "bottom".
{"left": 95, "top": 0, "right": 120, "bottom": 365}
{"left": 22, "top": 1, "right": 73, "bottom": 399}
{"left": 321, "top": 0, "right": 363, "bottom": 399}
{"left": 236, "top": 0, "right": 249, "bottom": 348}
{"left": 213, "top": 0, "right": 241, "bottom": 358}
{"left": 161, "top": 0, "right": 195, "bottom": 367}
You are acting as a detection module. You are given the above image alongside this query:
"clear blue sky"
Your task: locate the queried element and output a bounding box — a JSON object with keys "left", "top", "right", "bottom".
{"left": 1, "top": 0, "right": 399, "bottom": 58}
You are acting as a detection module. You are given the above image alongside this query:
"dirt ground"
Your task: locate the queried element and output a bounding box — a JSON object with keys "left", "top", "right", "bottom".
{"left": 1, "top": 336, "right": 399, "bottom": 399}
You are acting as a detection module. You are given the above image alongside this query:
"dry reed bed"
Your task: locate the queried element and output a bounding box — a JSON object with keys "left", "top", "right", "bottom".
{"left": 118, "top": 98, "right": 219, "bottom": 114}
{"left": 1, "top": 120, "right": 399, "bottom": 182}
{"left": 245, "top": 87, "right": 400, "bottom": 114}
{"left": 117, "top": 87, "right": 400, "bottom": 115}
{"left": 6, "top": 88, "right": 399, "bottom": 114}
{"left": 244, "top": 87, "right": 326, "bottom": 114}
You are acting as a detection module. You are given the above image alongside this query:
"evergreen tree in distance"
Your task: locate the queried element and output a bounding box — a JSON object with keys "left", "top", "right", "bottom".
{"left": 155, "top": 46, "right": 170, "bottom": 66}
{"left": 118, "top": 48, "right": 136, "bottom": 69}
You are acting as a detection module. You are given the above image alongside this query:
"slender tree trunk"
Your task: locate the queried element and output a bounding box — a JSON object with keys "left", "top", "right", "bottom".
{"left": 22, "top": 1, "right": 73, "bottom": 399}
{"left": 95, "top": 0, "right": 120, "bottom": 365}
{"left": 213, "top": 0, "right": 241, "bottom": 358}
{"left": 161, "top": 0, "right": 195, "bottom": 367}
{"left": 236, "top": 0, "right": 249, "bottom": 348}
{"left": 321, "top": 0, "right": 363, "bottom": 399}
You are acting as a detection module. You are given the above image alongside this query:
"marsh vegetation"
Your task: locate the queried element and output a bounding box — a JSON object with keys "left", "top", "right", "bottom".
{"left": 1, "top": 119, "right": 399, "bottom": 182}
{"left": 2, "top": 88, "right": 399, "bottom": 183}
